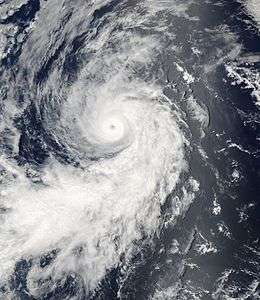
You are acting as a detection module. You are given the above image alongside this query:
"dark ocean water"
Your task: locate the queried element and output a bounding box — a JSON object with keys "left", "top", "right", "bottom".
{"left": 0, "top": 0, "right": 259, "bottom": 299}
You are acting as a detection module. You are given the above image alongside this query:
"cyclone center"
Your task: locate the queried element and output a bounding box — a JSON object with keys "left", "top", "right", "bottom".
{"left": 100, "top": 114, "right": 126, "bottom": 143}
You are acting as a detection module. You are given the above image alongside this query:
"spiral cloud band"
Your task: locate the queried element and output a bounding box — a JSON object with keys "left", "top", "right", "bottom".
{"left": 0, "top": 82, "right": 185, "bottom": 297}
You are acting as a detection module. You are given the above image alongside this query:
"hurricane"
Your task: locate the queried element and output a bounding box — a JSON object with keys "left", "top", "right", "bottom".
{"left": 0, "top": 0, "right": 188, "bottom": 298}
{"left": 0, "top": 0, "right": 259, "bottom": 299}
